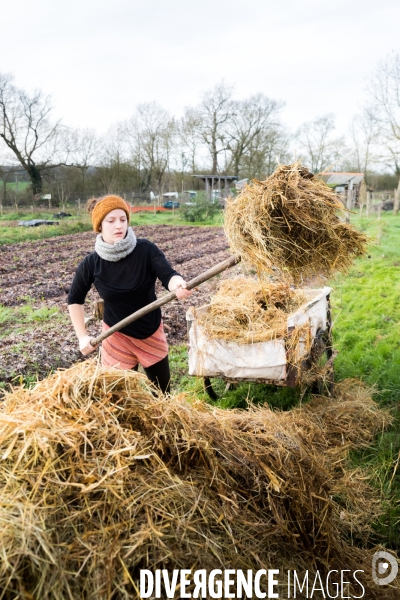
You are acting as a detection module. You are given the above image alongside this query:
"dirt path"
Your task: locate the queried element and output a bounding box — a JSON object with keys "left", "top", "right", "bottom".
{"left": 0, "top": 225, "right": 244, "bottom": 387}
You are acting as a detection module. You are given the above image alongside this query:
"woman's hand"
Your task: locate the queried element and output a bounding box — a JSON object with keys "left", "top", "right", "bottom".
{"left": 78, "top": 335, "right": 98, "bottom": 355}
{"left": 168, "top": 276, "right": 193, "bottom": 301}
{"left": 68, "top": 305, "right": 98, "bottom": 355}
{"left": 175, "top": 281, "right": 192, "bottom": 301}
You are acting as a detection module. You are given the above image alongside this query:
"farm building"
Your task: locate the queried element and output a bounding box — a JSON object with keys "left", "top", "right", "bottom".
{"left": 321, "top": 172, "right": 370, "bottom": 208}
{"left": 235, "top": 178, "right": 249, "bottom": 191}
{"left": 192, "top": 174, "right": 238, "bottom": 200}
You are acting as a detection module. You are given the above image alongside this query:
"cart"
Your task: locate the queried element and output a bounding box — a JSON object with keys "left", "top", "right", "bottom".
{"left": 186, "top": 287, "right": 335, "bottom": 400}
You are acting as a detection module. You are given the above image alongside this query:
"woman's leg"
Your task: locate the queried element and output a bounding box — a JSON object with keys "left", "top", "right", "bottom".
{"left": 143, "top": 355, "right": 171, "bottom": 394}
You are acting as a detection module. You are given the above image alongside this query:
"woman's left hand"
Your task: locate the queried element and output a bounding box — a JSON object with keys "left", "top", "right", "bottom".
{"left": 175, "top": 282, "right": 192, "bottom": 300}
{"left": 169, "top": 276, "right": 193, "bottom": 301}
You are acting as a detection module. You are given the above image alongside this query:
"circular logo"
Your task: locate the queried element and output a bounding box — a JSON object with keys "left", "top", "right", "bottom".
{"left": 372, "top": 551, "right": 398, "bottom": 586}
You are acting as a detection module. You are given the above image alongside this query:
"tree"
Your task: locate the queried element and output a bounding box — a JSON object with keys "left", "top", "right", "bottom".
{"left": 123, "top": 102, "right": 176, "bottom": 194}
{"left": 226, "top": 93, "right": 284, "bottom": 177}
{"left": 368, "top": 52, "right": 400, "bottom": 213}
{"left": 97, "top": 123, "right": 131, "bottom": 195}
{"left": 369, "top": 53, "right": 400, "bottom": 174}
{"left": 65, "top": 128, "right": 100, "bottom": 196}
{"left": 0, "top": 146, "right": 19, "bottom": 205}
{"left": 348, "top": 106, "right": 379, "bottom": 179}
{"left": 195, "top": 81, "right": 235, "bottom": 174}
{"left": 179, "top": 107, "right": 202, "bottom": 173}
{"left": 295, "top": 113, "right": 345, "bottom": 173}
{"left": 0, "top": 71, "right": 67, "bottom": 198}
{"left": 45, "top": 166, "right": 74, "bottom": 209}
{"left": 240, "top": 124, "right": 290, "bottom": 180}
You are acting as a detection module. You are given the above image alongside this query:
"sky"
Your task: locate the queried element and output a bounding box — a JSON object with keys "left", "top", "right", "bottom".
{"left": 1, "top": 0, "right": 399, "bottom": 137}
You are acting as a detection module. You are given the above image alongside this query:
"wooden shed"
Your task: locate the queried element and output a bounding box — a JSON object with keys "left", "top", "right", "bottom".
{"left": 321, "top": 172, "right": 368, "bottom": 208}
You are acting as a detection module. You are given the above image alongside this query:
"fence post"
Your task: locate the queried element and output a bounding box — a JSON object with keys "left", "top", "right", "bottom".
{"left": 394, "top": 179, "right": 400, "bottom": 216}
{"left": 345, "top": 178, "right": 354, "bottom": 223}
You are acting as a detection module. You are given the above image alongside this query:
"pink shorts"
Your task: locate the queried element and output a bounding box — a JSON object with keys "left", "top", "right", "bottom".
{"left": 101, "top": 321, "right": 169, "bottom": 369}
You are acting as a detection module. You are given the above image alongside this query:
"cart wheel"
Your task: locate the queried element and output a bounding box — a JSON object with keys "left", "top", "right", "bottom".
{"left": 307, "top": 329, "right": 335, "bottom": 396}
{"left": 203, "top": 377, "right": 235, "bottom": 400}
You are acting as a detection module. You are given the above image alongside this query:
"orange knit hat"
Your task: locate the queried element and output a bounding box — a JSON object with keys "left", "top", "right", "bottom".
{"left": 91, "top": 195, "right": 131, "bottom": 233}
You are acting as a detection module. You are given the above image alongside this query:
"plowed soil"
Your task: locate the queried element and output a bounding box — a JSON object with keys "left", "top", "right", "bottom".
{"left": 0, "top": 225, "right": 244, "bottom": 387}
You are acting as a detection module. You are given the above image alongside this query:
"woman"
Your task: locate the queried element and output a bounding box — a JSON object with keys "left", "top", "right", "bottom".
{"left": 68, "top": 194, "right": 192, "bottom": 393}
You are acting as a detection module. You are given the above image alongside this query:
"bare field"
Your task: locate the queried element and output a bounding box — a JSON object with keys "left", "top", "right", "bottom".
{"left": 0, "top": 225, "right": 244, "bottom": 386}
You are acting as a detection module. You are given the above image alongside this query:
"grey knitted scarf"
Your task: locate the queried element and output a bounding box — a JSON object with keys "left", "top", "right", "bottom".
{"left": 95, "top": 227, "right": 137, "bottom": 262}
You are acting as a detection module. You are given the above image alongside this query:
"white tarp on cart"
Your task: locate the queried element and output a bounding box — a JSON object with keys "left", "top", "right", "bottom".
{"left": 186, "top": 287, "right": 332, "bottom": 381}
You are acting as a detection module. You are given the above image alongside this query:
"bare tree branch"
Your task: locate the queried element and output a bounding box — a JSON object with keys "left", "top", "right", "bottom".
{"left": 0, "top": 71, "right": 69, "bottom": 196}
{"left": 368, "top": 53, "right": 400, "bottom": 177}
{"left": 226, "top": 93, "right": 285, "bottom": 177}
{"left": 295, "top": 114, "right": 346, "bottom": 173}
{"left": 195, "top": 81, "right": 235, "bottom": 174}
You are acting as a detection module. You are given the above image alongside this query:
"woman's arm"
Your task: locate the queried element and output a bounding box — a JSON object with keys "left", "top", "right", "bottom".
{"left": 168, "top": 275, "right": 192, "bottom": 300}
{"left": 68, "top": 304, "right": 98, "bottom": 355}
{"left": 67, "top": 256, "right": 97, "bottom": 355}
{"left": 147, "top": 241, "right": 193, "bottom": 300}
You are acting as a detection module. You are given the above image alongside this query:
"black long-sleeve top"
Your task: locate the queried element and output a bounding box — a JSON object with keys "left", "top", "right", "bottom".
{"left": 67, "top": 239, "right": 181, "bottom": 339}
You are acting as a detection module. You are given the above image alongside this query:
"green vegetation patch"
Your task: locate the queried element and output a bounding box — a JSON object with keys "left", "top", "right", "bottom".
{"left": 131, "top": 208, "right": 223, "bottom": 227}
{"left": 0, "top": 219, "right": 91, "bottom": 244}
{"left": 331, "top": 214, "right": 400, "bottom": 403}
{"left": 328, "top": 214, "right": 400, "bottom": 547}
{"left": 0, "top": 300, "right": 65, "bottom": 342}
{"left": 0, "top": 180, "right": 30, "bottom": 191}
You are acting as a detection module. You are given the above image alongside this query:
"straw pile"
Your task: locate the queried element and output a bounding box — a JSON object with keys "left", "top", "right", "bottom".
{"left": 0, "top": 361, "right": 398, "bottom": 599}
{"left": 224, "top": 162, "right": 368, "bottom": 282}
{"left": 196, "top": 277, "right": 307, "bottom": 344}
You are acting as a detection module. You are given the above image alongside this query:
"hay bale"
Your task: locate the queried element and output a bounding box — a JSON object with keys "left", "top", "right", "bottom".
{"left": 196, "top": 277, "right": 307, "bottom": 344}
{"left": 0, "top": 362, "right": 397, "bottom": 599}
{"left": 224, "top": 162, "right": 368, "bottom": 282}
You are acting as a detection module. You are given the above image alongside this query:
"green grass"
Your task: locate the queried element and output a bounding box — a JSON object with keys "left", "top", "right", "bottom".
{"left": 0, "top": 208, "right": 93, "bottom": 244}
{"left": 0, "top": 220, "right": 91, "bottom": 244}
{"left": 331, "top": 214, "right": 400, "bottom": 403}
{"left": 0, "top": 301, "right": 63, "bottom": 337}
{"left": 0, "top": 209, "right": 223, "bottom": 245}
{"left": 169, "top": 344, "right": 195, "bottom": 393}
{"left": 0, "top": 181, "right": 30, "bottom": 191}
{"left": 326, "top": 213, "right": 400, "bottom": 548}
{"left": 0, "top": 211, "right": 72, "bottom": 221}
{"left": 130, "top": 209, "right": 223, "bottom": 227}
{"left": 0, "top": 300, "right": 69, "bottom": 393}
